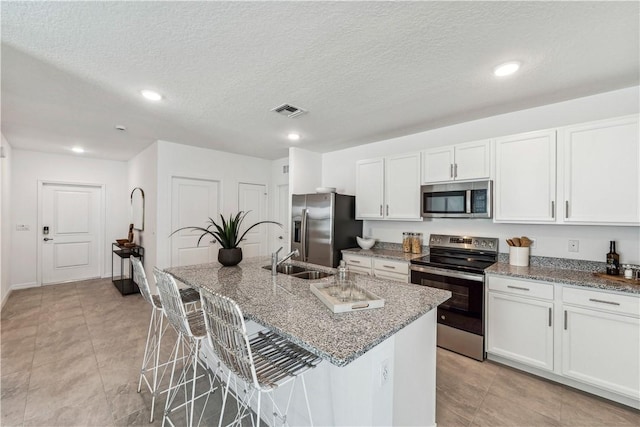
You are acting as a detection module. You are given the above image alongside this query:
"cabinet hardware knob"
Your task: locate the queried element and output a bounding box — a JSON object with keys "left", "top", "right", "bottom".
{"left": 386, "top": 204, "right": 389, "bottom": 216}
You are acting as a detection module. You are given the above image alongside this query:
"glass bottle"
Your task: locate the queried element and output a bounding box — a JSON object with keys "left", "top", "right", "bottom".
{"left": 606, "top": 241, "right": 620, "bottom": 275}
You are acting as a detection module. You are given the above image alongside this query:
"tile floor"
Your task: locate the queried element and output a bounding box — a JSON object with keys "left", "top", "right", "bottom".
{"left": 1, "top": 278, "right": 639, "bottom": 426}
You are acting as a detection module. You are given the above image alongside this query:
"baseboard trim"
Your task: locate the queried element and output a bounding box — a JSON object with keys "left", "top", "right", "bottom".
{"left": 1, "top": 288, "right": 12, "bottom": 310}
{"left": 11, "top": 282, "right": 38, "bottom": 290}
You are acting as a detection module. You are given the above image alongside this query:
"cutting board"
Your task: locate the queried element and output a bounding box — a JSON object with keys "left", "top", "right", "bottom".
{"left": 593, "top": 272, "right": 640, "bottom": 285}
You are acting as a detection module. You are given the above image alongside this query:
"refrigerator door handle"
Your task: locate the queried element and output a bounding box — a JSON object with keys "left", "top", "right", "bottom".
{"left": 302, "top": 208, "right": 309, "bottom": 261}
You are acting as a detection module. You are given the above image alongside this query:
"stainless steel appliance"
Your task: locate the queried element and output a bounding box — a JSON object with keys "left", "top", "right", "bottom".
{"left": 410, "top": 234, "right": 498, "bottom": 360}
{"left": 291, "top": 193, "right": 362, "bottom": 268}
{"left": 421, "top": 180, "right": 492, "bottom": 218}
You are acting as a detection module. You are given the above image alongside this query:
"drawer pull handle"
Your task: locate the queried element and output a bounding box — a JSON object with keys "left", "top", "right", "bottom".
{"left": 350, "top": 260, "right": 361, "bottom": 264}
{"left": 548, "top": 307, "right": 552, "bottom": 327}
{"left": 507, "top": 285, "right": 530, "bottom": 291}
{"left": 382, "top": 265, "right": 397, "bottom": 269}
{"left": 352, "top": 303, "right": 370, "bottom": 309}
{"left": 564, "top": 310, "right": 567, "bottom": 330}
{"left": 588, "top": 298, "right": 620, "bottom": 306}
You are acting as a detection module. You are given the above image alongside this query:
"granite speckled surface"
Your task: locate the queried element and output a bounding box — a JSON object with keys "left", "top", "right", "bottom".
{"left": 342, "top": 247, "right": 426, "bottom": 262}
{"left": 497, "top": 253, "right": 607, "bottom": 272}
{"left": 166, "top": 257, "right": 451, "bottom": 367}
{"left": 486, "top": 262, "right": 640, "bottom": 295}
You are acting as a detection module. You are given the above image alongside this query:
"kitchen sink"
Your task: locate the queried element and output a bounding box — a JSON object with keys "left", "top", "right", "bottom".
{"left": 290, "top": 270, "right": 333, "bottom": 280}
{"left": 262, "top": 264, "right": 307, "bottom": 275}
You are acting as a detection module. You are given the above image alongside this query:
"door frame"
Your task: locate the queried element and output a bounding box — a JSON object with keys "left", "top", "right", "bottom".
{"left": 37, "top": 180, "right": 106, "bottom": 286}
{"left": 169, "top": 174, "right": 223, "bottom": 267}
{"left": 237, "top": 181, "right": 269, "bottom": 256}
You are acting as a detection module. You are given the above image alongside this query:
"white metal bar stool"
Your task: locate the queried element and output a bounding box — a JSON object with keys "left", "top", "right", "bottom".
{"left": 199, "top": 288, "right": 321, "bottom": 427}
{"left": 131, "top": 257, "right": 201, "bottom": 422}
{"left": 154, "top": 267, "right": 219, "bottom": 427}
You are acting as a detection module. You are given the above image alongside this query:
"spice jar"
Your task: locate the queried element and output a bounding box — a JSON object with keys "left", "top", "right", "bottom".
{"left": 402, "top": 232, "right": 412, "bottom": 253}
{"left": 412, "top": 233, "right": 423, "bottom": 254}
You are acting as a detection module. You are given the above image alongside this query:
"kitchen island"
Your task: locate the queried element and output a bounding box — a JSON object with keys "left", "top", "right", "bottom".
{"left": 167, "top": 256, "right": 451, "bottom": 426}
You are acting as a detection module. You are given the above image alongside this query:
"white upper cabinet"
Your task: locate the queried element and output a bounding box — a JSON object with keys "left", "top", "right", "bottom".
{"left": 494, "top": 130, "right": 557, "bottom": 223}
{"left": 560, "top": 115, "right": 639, "bottom": 225}
{"left": 356, "top": 153, "right": 421, "bottom": 221}
{"left": 422, "top": 140, "right": 491, "bottom": 184}
{"left": 355, "top": 158, "right": 385, "bottom": 219}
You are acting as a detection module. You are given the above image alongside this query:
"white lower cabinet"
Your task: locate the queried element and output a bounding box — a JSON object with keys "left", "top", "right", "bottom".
{"left": 562, "top": 289, "right": 640, "bottom": 399}
{"left": 487, "top": 277, "right": 554, "bottom": 371}
{"left": 342, "top": 253, "right": 409, "bottom": 282}
{"left": 487, "top": 275, "right": 640, "bottom": 407}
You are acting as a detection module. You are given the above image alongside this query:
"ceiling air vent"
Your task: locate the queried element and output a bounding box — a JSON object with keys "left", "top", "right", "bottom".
{"left": 271, "top": 103, "right": 307, "bottom": 118}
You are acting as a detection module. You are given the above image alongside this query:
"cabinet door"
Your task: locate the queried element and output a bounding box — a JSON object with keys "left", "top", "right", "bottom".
{"left": 355, "top": 158, "right": 384, "bottom": 219}
{"left": 562, "top": 306, "right": 640, "bottom": 398}
{"left": 561, "top": 115, "right": 639, "bottom": 224}
{"left": 422, "top": 146, "right": 454, "bottom": 183}
{"left": 385, "top": 153, "right": 421, "bottom": 220}
{"left": 494, "top": 130, "right": 557, "bottom": 222}
{"left": 487, "top": 292, "right": 554, "bottom": 371}
{"left": 454, "top": 140, "right": 491, "bottom": 181}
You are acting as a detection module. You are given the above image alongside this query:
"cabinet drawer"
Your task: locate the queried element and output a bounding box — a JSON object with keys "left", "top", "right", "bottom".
{"left": 343, "top": 254, "right": 373, "bottom": 268}
{"left": 562, "top": 287, "right": 639, "bottom": 317}
{"left": 488, "top": 276, "right": 554, "bottom": 301}
{"left": 373, "top": 258, "right": 409, "bottom": 274}
{"left": 374, "top": 269, "right": 409, "bottom": 283}
{"left": 349, "top": 265, "right": 373, "bottom": 276}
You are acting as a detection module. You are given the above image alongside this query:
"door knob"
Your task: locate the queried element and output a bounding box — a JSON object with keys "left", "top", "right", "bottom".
{"left": 278, "top": 236, "right": 283, "bottom": 240}
{"left": 43, "top": 238, "right": 53, "bottom": 241}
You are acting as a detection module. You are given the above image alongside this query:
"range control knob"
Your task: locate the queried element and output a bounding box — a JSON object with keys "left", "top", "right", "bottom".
{"left": 473, "top": 240, "right": 479, "bottom": 246}
{"left": 481, "top": 241, "right": 487, "bottom": 247}
{"left": 488, "top": 241, "right": 494, "bottom": 248}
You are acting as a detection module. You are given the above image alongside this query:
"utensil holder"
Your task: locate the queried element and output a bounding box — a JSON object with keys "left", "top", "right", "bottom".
{"left": 509, "top": 246, "right": 530, "bottom": 267}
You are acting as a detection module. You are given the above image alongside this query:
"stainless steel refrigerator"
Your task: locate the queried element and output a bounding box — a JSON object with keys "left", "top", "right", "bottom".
{"left": 291, "top": 193, "right": 362, "bottom": 268}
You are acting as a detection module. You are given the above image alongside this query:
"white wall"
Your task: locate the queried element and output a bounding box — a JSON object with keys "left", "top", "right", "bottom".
{"left": 1, "top": 135, "right": 12, "bottom": 307}
{"left": 270, "top": 157, "right": 290, "bottom": 253}
{"left": 127, "top": 142, "right": 158, "bottom": 285}
{"left": 289, "top": 147, "right": 322, "bottom": 194}
{"left": 10, "top": 150, "right": 129, "bottom": 287}
{"left": 321, "top": 86, "right": 640, "bottom": 263}
{"left": 154, "top": 141, "right": 274, "bottom": 271}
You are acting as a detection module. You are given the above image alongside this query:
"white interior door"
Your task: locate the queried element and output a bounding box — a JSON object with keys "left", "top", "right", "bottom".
{"left": 238, "top": 183, "right": 268, "bottom": 258}
{"left": 276, "top": 184, "right": 290, "bottom": 252}
{"left": 171, "top": 177, "right": 220, "bottom": 267}
{"left": 41, "top": 183, "right": 102, "bottom": 285}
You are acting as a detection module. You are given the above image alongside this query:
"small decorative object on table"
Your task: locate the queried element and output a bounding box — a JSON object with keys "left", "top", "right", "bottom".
{"left": 356, "top": 236, "right": 375, "bottom": 250}
{"left": 506, "top": 235, "right": 532, "bottom": 266}
{"left": 170, "top": 211, "right": 281, "bottom": 267}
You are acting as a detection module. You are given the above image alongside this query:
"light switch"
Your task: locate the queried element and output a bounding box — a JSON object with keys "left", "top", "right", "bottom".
{"left": 15, "top": 224, "right": 30, "bottom": 231}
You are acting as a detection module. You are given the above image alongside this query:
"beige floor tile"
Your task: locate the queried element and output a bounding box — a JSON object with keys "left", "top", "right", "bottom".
{"left": 488, "top": 366, "right": 563, "bottom": 421}
{"left": 31, "top": 333, "right": 95, "bottom": 368}
{"left": 1, "top": 371, "right": 30, "bottom": 426}
{"left": 437, "top": 347, "right": 500, "bottom": 393}
{"left": 471, "top": 392, "right": 561, "bottom": 427}
{"left": 560, "top": 386, "right": 640, "bottom": 426}
{"left": 437, "top": 398, "right": 473, "bottom": 427}
{"left": 23, "top": 392, "right": 114, "bottom": 427}
{"left": 436, "top": 378, "right": 488, "bottom": 419}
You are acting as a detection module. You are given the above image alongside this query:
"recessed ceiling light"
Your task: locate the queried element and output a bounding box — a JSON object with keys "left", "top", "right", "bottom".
{"left": 71, "top": 146, "right": 85, "bottom": 153}
{"left": 140, "top": 89, "right": 162, "bottom": 101}
{"left": 287, "top": 133, "right": 301, "bottom": 141}
{"left": 494, "top": 61, "right": 521, "bottom": 77}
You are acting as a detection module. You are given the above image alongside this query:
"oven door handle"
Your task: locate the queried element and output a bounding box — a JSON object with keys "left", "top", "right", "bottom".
{"left": 410, "top": 265, "right": 484, "bottom": 282}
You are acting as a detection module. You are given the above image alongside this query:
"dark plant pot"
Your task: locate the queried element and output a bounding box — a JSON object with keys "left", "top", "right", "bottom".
{"left": 218, "top": 248, "right": 243, "bottom": 266}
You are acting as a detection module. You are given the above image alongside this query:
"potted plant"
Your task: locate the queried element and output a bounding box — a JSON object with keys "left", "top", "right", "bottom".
{"left": 171, "top": 211, "right": 281, "bottom": 266}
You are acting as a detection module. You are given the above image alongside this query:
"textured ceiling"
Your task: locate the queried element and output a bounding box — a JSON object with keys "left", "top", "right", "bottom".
{"left": 1, "top": 1, "right": 638, "bottom": 161}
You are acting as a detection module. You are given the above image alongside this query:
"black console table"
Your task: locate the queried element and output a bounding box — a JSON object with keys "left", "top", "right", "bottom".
{"left": 112, "top": 243, "right": 144, "bottom": 295}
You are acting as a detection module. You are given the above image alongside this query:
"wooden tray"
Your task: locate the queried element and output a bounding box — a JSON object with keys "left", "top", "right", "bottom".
{"left": 593, "top": 272, "right": 640, "bottom": 285}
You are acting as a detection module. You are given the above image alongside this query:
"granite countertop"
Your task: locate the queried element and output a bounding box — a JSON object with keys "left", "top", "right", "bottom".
{"left": 486, "top": 262, "right": 640, "bottom": 295}
{"left": 342, "top": 247, "right": 426, "bottom": 262}
{"left": 166, "top": 257, "right": 450, "bottom": 367}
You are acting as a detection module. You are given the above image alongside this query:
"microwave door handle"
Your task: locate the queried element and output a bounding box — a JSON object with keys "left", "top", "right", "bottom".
{"left": 465, "top": 190, "right": 472, "bottom": 214}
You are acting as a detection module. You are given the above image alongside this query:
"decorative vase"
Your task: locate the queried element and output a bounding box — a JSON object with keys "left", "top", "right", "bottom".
{"left": 218, "top": 248, "right": 243, "bottom": 266}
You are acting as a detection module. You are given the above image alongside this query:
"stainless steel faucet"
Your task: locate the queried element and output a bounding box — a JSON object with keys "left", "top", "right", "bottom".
{"left": 271, "top": 247, "right": 299, "bottom": 275}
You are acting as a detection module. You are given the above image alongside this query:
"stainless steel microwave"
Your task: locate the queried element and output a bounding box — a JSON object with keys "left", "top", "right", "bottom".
{"left": 421, "top": 180, "right": 492, "bottom": 218}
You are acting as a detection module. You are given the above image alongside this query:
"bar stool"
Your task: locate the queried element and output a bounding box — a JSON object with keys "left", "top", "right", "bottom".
{"left": 153, "top": 268, "right": 219, "bottom": 427}
{"left": 131, "top": 257, "right": 201, "bottom": 422}
{"left": 199, "top": 288, "right": 321, "bottom": 427}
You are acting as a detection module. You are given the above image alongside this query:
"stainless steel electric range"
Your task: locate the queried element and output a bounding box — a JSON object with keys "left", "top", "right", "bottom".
{"left": 410, "top": 234, "right": 498, "bottom": 361}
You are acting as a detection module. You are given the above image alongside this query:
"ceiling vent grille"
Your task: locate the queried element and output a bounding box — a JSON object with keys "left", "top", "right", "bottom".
{"left": 271, "top": 103, "right": 307, "bottom": 118}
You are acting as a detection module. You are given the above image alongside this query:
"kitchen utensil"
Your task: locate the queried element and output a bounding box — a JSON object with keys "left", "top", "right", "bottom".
{"left": 506, "top": 239, "right": 514, "bottom": 246}
{"left": 512, "top": 237, "right": 521, "bottom": 247}
{"left": 520, "top": 236, "right": 532, "bottom": 247}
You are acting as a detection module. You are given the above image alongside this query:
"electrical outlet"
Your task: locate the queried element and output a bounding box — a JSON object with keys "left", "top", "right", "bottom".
{"left": 528, "top": 237, "right": 536, "bottom": 248}
{"left": 568, "top": 239, "right": 579, "bottom": 253}
{"left": 380, "top": 358, "right": 390, "bottom": 387}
